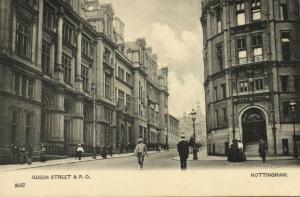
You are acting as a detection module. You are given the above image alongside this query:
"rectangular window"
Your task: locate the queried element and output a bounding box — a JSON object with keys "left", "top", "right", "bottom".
{"left": 216, "top": 44, "right": 223, "bottom": 70}
{"left": 63, "top": 22, "right": 75, "bottom": 45}
{"left": 281, "top": 75, "right": 288, "bottom": 92}
{"left": 43, "top": 6, "right": 54, "bottom": 29}
{"left": 62, "top": 53, "right": 72, "bottom": 84}
{"left": 14, "top": 73, "right": 21, "bottom": 94}
{"left": 118, "top": 67, "right": 125, "bottom": 81}
{"left": 255, "top": 78, "right": 264, "bottom": 90}
{"left": 251, "top": 34, "right": 263, "bottom": 62}
{"left": 215, "top": 109, "right": 219, "bottom": 128}
{"left": 28, "top": 78, "right": 34, "bottom": 98}
{"left": 251, "top": 0, "right": 261, "bottom": 21}
{"left": 118, "top": 89, "right": 125, "bottom": 107}
{"left": 125, "top": 94, "right": 131, "bottom": 112}
{"left": 280, "top": 2, "right": 288, "bottom": 20}
{"left": 214, "top": 86, "right": 218, "bottom": 101}
{"left": 216, "top": 7, "right": 222, "bottom": 33}
{"left": 25, "top": 113, "right": 33, "bottom": 144}
{"left": 240, "top": 81, "right": 248, "bottom": 92}
{"left": 104, "top": 73, "right": 111, "bottom": 100}
{"left": 103, "top": 48, "right": 111, "bottom": 65}
{"left": 11, "top": 111, "right": 19, "bottom": 144}
{"left": 139, "top": 81, "right": 142, "bottom": 100}
{"left": 222, "top": 108, "right": 227, "bottom": 122}
{"left": 105, "top": 110, "right": 112, "bottom": 124}
{"left": 126, "top": 73, "right": 132, "bottom": 85}
{"left": 82, "top": 36, "right": 92, "bottom": 58}
{"left": 283, "top": 101, "right": 290, "bottom": 116}
{"left": 281, "top": 32, "right": 291, "bottom": 61}
{"left": 16, "top": 20, "right": 32, "bottom": 58}
{"left": 81, "top": 65, "right": 89, "bottom": 93}
{"left": 221, "top": 84, "right": 226, "bottom": 98}
{"left": 42, "top": 40, "right": 51, "bottom": 75}
{"left": 22, "top": 76, "right": 27, "bottom": 96}
{"left": 236, "top": 37, "right": 247, "bottom": 64}
{"left": 236, "top": 1, "right": 245, "bottom": 26}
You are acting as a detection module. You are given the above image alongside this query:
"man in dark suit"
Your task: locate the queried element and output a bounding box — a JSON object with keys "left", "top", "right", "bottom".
{"left": 258, "top": 139, "right": 268, "bottom": 163}
{"left": 177, "top": 135, "right": 189, "bottom": 170}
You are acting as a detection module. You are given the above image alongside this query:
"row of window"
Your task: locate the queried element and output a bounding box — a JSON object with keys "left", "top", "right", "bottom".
{"left": 215, "top": 31, "right": 291, "bottom": 70}
{"left": 280, "top": 75, "right": 300, "bottom": 93}
{"left": 214, "top": 84, "right": 226, "bottom": 101}
{"left": 211, "top": 107, "right": 228, "bottom": 129}
{"left": 11, "top": 110, "right": 34, "bottom": 145}
{"left": 117, "top": 66, "right": 132, "bottom": 85}
{"left": 14, "top": 72, "right": 35, "bottom": 98}
{"left": 214, "top": 0, "right": 297, "bottom": 34}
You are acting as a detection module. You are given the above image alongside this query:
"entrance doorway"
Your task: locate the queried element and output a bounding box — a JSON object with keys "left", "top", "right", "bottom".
{"left": 242, "top": 108, "right": 267, "bottom": 148}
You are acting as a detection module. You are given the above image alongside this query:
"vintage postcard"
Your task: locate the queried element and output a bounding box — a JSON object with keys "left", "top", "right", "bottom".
{"left": 0, "top": 0, "right": 299, "bottom": 196}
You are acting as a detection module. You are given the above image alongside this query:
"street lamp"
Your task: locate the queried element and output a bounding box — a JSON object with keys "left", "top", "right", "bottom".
{"left": 190, "top": 108, "right": 198, "bottom": 160}
{"left": 289, "top": 100, "right": 298, "bottom": 158}
{"left": 91, "top": 83, "right": 96, "bottom": 159}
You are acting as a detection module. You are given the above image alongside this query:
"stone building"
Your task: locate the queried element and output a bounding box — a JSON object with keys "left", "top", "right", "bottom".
{"left": 178, "top": 102, "right": 206, "bottom": 147}
{"left": 0, "top": 0, "right": 170, "bottom": 162}
{"left": 201, "top": 0, "right": 300, "bottom": 156}
{"left": 168, "top": 115, "right": 180, "bottom": 149}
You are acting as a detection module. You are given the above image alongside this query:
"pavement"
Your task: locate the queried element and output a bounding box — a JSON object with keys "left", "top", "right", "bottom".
{"left": 0, "top": 151, "right": 160, "bottom": 172}
{"left": 172, "top": 148, "right": 299, "bottom": 161}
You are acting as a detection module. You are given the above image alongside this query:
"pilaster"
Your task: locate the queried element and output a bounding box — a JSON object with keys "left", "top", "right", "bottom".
{"left": 75, "top": 24, "right": 82, "bottom": 91}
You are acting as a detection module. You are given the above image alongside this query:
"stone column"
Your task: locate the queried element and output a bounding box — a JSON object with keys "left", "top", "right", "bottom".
{"left": 44, "top": 88, "right": 65, "bottom": 145}
{"left": 75, "top": 24, "right": 82, "bottom": 91}
{"left": 70, "top": 95, "right": 84, "bottom": 145}
{"left": 54, "top": 9, "right": 64, "bottom": 83}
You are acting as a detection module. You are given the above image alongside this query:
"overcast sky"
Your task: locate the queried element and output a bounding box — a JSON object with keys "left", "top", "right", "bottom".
{"left": 104, "top": 0, "right": 204, "bottom": 117}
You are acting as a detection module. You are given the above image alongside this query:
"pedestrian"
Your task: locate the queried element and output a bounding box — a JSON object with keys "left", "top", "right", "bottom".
{"left": 40, "top": 144, "right": 47, "bottom": 162}
{"left": 107, "top": 144, "right": 113, "bottom": 157}
{"left": 10, "top": 144, "right": 18, "bottom": 164}
{"left": 177, "top": 135, "right": 189, "bottom": 170}
{"left": 126, "top": 143, "right": 130, "bottom": 153}
{"left": 20, "top": 145, "right": 26, "bottom": 164}
{"left": 117, "top": 143, "right": 121, "bottom": 154}
{"left": 27, "top": 145, "right": 33, "bottom": 165}
{"left": 258, "top": 139, "right": 268, "bottom": 163}
{"left": 76, "top": 144, "right": 84, "bottom": 160}
{"left": 134, "top": 138, "right": 148, "bottom": 169}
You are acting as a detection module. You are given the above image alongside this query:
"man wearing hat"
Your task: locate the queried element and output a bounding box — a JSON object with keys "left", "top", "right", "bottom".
{"left": 134, "top": 138, "right": 148, "bottom": 169}
{"left": 177, "top": 135, "right": 189, "bottom": 170}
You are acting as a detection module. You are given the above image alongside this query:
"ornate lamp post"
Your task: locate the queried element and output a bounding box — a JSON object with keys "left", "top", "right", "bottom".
{"left": 190, "top": 109, "right": 198, "bottom": 160}
{"left": 91, "top": 83, "right": 96, "bottom": 159}
{"left": 289, "top": 100, "right": 298, "bottom": 158}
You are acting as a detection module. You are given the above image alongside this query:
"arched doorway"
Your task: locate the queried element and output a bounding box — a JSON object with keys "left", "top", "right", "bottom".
{"left": 242, "top": 108, "right": 267, "bottom": 147}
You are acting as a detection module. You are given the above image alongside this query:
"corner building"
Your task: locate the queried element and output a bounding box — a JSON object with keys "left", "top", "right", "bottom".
{"left": 0, "top": 0, "right": 170, "bottom": 162}
{"left": 201, "top": 0, "right": 300, "bottom": 156}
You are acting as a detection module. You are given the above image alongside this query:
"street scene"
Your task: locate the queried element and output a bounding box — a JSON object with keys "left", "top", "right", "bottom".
{"left": 1, "top": 148, "right": 299, "bottom": 172}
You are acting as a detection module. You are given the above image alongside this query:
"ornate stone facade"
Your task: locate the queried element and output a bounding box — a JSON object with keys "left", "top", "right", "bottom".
{"left": 201, "top": 0, "right": 300, "bottom": 156}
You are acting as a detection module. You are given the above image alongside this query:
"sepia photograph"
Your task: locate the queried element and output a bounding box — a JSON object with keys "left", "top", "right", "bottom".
{"left": 0, "top": 0, "right": 299, "bottom": 196}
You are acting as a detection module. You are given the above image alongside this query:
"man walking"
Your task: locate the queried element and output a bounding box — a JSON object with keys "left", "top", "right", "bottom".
{"left": 258, "top": 139, "right": 268, "bottom": 163}
{"left": 177, "top": 135, "right": 189, "bottom": 170}
{"left": 76, "top": 144, "right": 84, "bottom": 160}
{"left": 134, "top": 138, "right": 148, "bottom": 169}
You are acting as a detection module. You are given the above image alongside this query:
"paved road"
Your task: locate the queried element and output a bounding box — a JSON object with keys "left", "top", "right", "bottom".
{"left": 24, "top": 150, "right": 300, "bottom": 171}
